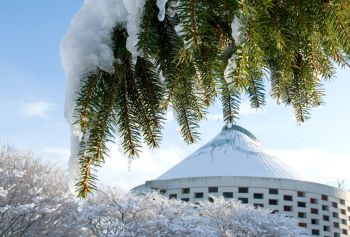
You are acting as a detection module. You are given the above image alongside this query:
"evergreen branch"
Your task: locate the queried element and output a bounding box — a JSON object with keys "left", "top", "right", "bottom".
{"left": 77, "top": 156, "right": 93, "bottom": 198}
{"left": 135, "top": 56, "right": 165, "bottom": 127}
{"left": 128, "top": 57, "right": 164, "bottom": 148}
{"left": 245, "top": 69, "right": 266, "bottom": 109}
{"left": 71, "top": 0, "right": 350, "bottom": 197}
{"left": 76, "top": 73, "right": 118, "bottom": 198}
{"left": 219, "top": 77, "right": 240, "bottom": 125}
{"left": 172, "top": 65, "right": 201, "bottom": 144}
{"left": 74, "top": 70, "right": 101, "bottom": 132}
{"left": 116, "top": 67, "right": 141, "bottom": 158}
{"left": 189, "top": 0, "right": 199, "bottom": 47}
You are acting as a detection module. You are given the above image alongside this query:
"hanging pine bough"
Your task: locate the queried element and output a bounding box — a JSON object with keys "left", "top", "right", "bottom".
{"left": 69, "top": 0, "right": 350, "bottom": 197}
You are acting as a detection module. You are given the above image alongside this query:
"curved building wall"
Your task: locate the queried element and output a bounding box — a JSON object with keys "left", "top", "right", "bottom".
{"left": 140, "top": 176, "right": 350, "bottom": 237}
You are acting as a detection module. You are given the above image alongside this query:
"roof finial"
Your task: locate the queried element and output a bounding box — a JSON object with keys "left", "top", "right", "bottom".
{"left": 222, "top": 124, "right": 260, "bottom": 143}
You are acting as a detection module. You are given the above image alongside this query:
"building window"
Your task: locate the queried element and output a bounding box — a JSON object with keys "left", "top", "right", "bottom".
{"left": 238, "top": 197, "right": 248, "bottom": 204}
{"left": 311, "top": 229, "right": 320, "bottom": 235}
{"left": 194, "top": 192, "right": 203, "bottom": 198}
{"left": 182, "top": 188, "right": 190, "bottom": 194}
{"left": 181, "top": 198, "right": 190, "bottom": 202}
{"left": 340, "top": 199, "right": 345, "bottom": 205}
{"left": 341, "top": 209, "right": 346, "bottom": 215}
{"left": 342, "top": 229, "right": 348, "bottom": 235}
{"left": 323, "top": 225, "right": 330, "bottom": 232}
{"left": 254, "top": 203, "right": 264, "bottom": 208}
{"left": 269, "top": 199, "right": 278, "bottom": 205}
{"left": 348, "top": 206, "right": 350, "bottom": 212}
{"left": 269, "top": 188, "right": 278, "bottom": 195}
{"left": 298, "top": 222, "right": 307, "bottom": 228}
{"left": 208, "top": 187, "right": 218, "bottom": 193}
{"left": 323, "top": 215, "right": 330, "bottom": 221}
{"left": 311, "top": 219, "right": 319, "bottom": 225}
{"left": 169, "top": 194, "right": 177, "bottom": 199}
{"left": 284, "top": 205, "right": 293, "bottom": 212}
{"left": 333, "top": 212, "right": 339, "bottom": 218}
{"left": 254, "top": 193, "right": 263, "bottom": 199}
{"left": 238, "top": 187, "right": 248, "bottom": 193}
{"left": 298, "top": 212, "right": 306, "bottom": 218}
{"left": 284, "top": 195, "right": 293, "bottom": 201}
{"left": 332, "top": 202, "right": 338, "bottom": 208}
{"left": 322, "top": 205, "right": 329, "bottom": 211}
{"left": 159, "top": 189, "right": 166, "bottom": 194}
{"left": 334, "top": 233, "right": 340, "bottom": 237}
{"left": 341, "top": 219, "right": 347, "bottom": 225}
{"left": 223, "top": 192, "right": 233, "bottom": 198}
{"left": 298, "top": 202, "right": 306, "bottom": 208}
{"left": 311, "top": 208, "right": 318, "bottom": 214}
{"left": 333, "top": 222, "right": 339, "bottom": 228}
{"left": 321, "top": 195, "right": 328, "bottom": 201}
{"left": 310, "top": 198, "right": 318, "bottom": 204}
{"left": 297, "top": 191, "right": 305, "bottom": 197}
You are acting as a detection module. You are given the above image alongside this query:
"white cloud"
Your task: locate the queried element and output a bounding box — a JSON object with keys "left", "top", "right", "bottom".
{"left": 239, "top": 102, "right": 267, "bottom": 116}
{"left": 165, "top": 109, "right": 175, "bottom": 123}
{"left": 98, "top": 143, "right": 185, "bottom": 190}
{"left": 19, "top": 101, "right": 56, "bottom": 118}
{"left": 207, "top": 114, "right": 223, "bottom": 121}
{"left": 206, "top": 102, "right": 267, "bottom": 122}
{"left": 267, "top": 148, "right": 350, "bottom": 190}
{"left": 35, "top": 147, "right": 70, "bottom": 163}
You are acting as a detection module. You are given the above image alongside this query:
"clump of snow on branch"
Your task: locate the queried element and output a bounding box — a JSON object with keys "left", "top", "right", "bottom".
{"left": 61, "top": 0, "right": 164, "bottom": 185}
{"left": 224, "top": 54, "right": 237, "bottom": 84}
{"left": 61, "top": 0, "right": 129, "bottom": 187}
{"left": 124, "top": 0, "right": 147, "bottom": 63}
{"left": 61, "top": 0, "right": 128, "bottom": 125}
{"left": 231, "top": 15, "right": 241, "bottom": 45}
{"left": 156, "top": 0, "right": 168, "bottom": 21}
{"left": 224, "top": 12, "right": 244, "bottom": 85}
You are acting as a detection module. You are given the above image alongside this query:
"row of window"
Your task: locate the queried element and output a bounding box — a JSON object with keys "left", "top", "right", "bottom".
{"left": 299, "top": 223, "right": 349, "bottom": 236}
{"left": 308, "top": 228, "right": 348, "bottom": 236}
{"left": 170, "top": 187, "right": 349, "bottom": 209}
{"left": 297, "top": 214, "right": 348, "bottom": 225}
{"left": 171, "top": 194, "right": 348, "bottom": 217}
{"left": 173, "top": 191, "right": 348, "bottom": 209}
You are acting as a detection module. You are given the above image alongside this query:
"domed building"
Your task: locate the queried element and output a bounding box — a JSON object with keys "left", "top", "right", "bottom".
{"left": 133, "top": 125, "right": 350, "bottom": 237}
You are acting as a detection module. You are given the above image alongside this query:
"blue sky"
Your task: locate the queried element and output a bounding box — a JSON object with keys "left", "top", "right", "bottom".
{"left": 0, "top": 1, "right": 349, "bottom": 190}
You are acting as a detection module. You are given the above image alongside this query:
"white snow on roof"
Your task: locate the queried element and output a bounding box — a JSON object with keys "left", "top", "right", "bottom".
{"left": 157, "top": 125, "right": 304, "bottom": 181}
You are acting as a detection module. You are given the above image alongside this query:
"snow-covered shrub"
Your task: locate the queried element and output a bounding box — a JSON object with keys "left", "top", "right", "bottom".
{"left": 82, "top": 190, "right": 305, "bottom": 237}
{"left": 82, "top": 189, "right": 213, "bottom": 236}
{"left": 0, "top": 146, "right": 81, "bottom": 237}
{"left": 198, "top": 197, "right": 306, "bottom": 237}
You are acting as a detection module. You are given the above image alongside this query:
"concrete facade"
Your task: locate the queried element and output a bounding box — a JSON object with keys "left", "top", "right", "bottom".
{"left": 140, "top": 176, "right": 350, "bottom": 237}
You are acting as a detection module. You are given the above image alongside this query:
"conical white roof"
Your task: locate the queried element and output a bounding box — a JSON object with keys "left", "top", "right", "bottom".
{"left": 157, "top": 125, "right": 302, "bottom": 180}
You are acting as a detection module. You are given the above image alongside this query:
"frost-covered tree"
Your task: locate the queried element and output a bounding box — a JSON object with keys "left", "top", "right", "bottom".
{"left": 81, "top": 190, "right": 305, "bottom": 237}
{"left": 61, "top": 0, "right": 350, "bottom": 197}
{"left": 81, "top": 189, "right": 210, "bottom": 236}
{"left": 0, "top": 146, "right": 81, "bottom": 237}
{"left": 198, "top": 197, "right": 306, "bottom": 237}
{"left": 0, "top": 147, "right": 305, "bottom": 236}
